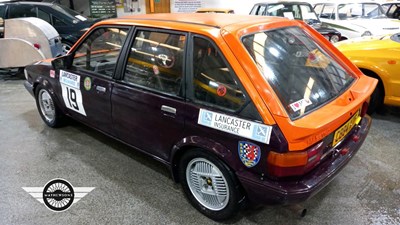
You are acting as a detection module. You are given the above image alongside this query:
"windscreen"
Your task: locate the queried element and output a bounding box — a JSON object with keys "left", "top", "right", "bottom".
{"left": 242, "top": 27, "right": 355, "bottom": 119}
{"left": 52, "top": 4, "right": 88, "bottom": 22}
{"left": 338, "top": 3, "right": 387, "bottom": 19}
{"left": 264, "top": 3, "right": 319, "bottom": 22}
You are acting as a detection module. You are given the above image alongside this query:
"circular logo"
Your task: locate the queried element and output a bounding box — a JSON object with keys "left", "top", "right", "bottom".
{"left": 216, "top": 85, "right": 227, "bottom": 97}
{"left": 84, "top": 77, "right": 92, "bottom": 91}
{"left": 42, "top": 179, "right": 74, "bottom": 212}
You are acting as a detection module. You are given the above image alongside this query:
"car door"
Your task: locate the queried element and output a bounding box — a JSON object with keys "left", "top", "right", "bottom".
{"left": 112, "top": 28, "right": 186, "bottom": 160}
{"left": 60, "top": 26, "right": 130, "bottom": 134}
{"left": 183, "top": 35, "right": 266, "bottom": 161}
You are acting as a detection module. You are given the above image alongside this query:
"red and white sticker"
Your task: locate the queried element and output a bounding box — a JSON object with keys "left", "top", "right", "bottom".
{"left": 49, "top": 70, "right": 55, "bottom": 78}
{"left": 217, "top": 85, "right": 227, "bottom": 96}
{"left": 290, "top": 99, "right": 312, "bottom": 112}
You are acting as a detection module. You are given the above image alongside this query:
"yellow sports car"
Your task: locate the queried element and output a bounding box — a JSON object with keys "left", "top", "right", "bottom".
{"left": 335, "top": 33, "right": 400, "bottom": 113}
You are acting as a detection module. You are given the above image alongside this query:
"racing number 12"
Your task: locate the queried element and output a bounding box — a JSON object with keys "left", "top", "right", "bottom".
{"left": 66, "top": 87, "right": 79, "bottom": 110}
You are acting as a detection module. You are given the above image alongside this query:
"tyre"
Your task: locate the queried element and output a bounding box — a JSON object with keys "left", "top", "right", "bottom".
{"left": 61, "top": 41, "right": 73, "bottom": 55}
{"left": 179, "top": 149, "right": 243, "bottom": 221}
{"left": 367, "top": 81, "right": 384, "bottom": 115}
{"left": 35, "top": 84, "right": 64, "bottom": 128}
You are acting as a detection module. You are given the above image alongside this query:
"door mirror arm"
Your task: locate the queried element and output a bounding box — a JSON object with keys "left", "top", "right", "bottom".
{"left": 51, "top": 53, "right": 75, "bottom": 70}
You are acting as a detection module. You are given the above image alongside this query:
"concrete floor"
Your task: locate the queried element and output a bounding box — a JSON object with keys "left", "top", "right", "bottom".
{"left": 0, "top": 75, "right": 399, "bottom": 225}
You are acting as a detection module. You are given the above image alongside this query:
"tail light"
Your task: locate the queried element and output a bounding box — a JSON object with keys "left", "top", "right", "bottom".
{"left": 360, "top": 101, "right": 368, "bottom": 117}
{"left": 267, "top": 142, "right": 324, "bottom": 177}
{"left": 33, "top": 43, "right": 41, "bottom": 49}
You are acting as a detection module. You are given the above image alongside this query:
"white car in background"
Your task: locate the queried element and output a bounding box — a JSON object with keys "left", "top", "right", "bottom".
{"left": 314, "top": 1, "right": 400, "bottom": 40}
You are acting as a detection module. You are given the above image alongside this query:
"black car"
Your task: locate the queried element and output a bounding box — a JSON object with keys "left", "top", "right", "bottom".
{"left": 250, "top": 1, "right": 342, "bottom": 42}
{"left": 0, "top": 1, "right": 97, "bottom": 53}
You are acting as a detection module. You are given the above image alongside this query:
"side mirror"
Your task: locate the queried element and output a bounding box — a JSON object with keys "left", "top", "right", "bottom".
{"left": 0, "top": 18, "right": 4, "bottom": 35}
{"left": 51, "top": 53, "right": 74, "bottom": 70}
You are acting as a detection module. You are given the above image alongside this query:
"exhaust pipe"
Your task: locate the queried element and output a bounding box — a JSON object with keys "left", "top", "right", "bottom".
{"left": 286, "top": 204, "right": 307, "bottom": 217}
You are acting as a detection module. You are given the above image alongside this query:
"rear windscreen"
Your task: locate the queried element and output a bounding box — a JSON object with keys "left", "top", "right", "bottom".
{"left": 242, "top": 26, "right": 355, "bottom": 119}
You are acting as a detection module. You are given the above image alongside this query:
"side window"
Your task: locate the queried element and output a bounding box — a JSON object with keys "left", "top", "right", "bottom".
{"left": 250, "top": 5, "right": 265, "bottom": 15}
{"left": 321, "top": 5, "right": 336, "bottom": 19}
{"left": 314, "top": 4, "right": 323, "bottom": 16}
{"left": 38, "top": 9, "right": 51, "bottom": 23}
{"left": 9, "top": 5, "right": 36, "bottom": 18}
{"left": 52, "top": 15, "right": 66, "bottom": 26}
{"left": 192, "top": 37, "right": 246, "bottom": 111}
{"left": 72, "top": 27, "right": 129, "bottom": 77}
{"left": 292, "top": 5, "right": 301, "bottom": 19}
{"left": 0, "top": 5, "right": 6, "bottom": 19}
{"left": 123, "top": 30, "right": 185, "bottom": 96}
{"left": 258, "top": 5, "right": 267, "bottom": 15}
{"left": 392, "top": 5, "right": 400, "bottom": 18}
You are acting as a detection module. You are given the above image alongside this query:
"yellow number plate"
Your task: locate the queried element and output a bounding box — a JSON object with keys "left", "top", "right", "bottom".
{"left": 332, "top": 110, "right": 361, "bottom": 147}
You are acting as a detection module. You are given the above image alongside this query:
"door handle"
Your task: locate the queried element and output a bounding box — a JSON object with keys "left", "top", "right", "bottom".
{"left": 161, "top": 105, "right": 176, "bottom": 115}
{"left": 96, "top": 85, "right": 106, "bottom": 93}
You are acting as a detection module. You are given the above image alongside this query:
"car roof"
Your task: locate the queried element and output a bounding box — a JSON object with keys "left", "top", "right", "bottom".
{"left": 382, "top": 1, "right": 400, "bottom": 4}
{"left": 102, "top": 13, "right": 289, "bottom": 31}
{"left": 315, "top": 1, "right": 381, "bottom": 5}
{"left": 195, "top": 8, "right": 234, "bottom": 12}
{"left": 0, "top": 1, "right": 54, "bottom": 6}
{"left": 254, "top": 1, "right": 311, "bottom": 5}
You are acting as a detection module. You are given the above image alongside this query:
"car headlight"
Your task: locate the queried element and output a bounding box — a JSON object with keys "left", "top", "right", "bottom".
{"left": 362, "top": 31, "right": 372, "bottom": 37}
{"left": 330, "top": 35, "right": 340, "bottom": 43}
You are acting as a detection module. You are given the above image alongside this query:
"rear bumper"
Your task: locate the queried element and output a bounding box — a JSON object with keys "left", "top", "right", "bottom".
{"left": 237, "top": 115, "right": 372, "bottom": 205}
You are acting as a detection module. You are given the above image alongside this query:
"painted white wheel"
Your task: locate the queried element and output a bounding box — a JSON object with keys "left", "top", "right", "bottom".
{"left": 186, "top": 158, "right": 229, "bottom": 211}
{"left": 62, "top": 42, "right": 72, "bottom": 55}
{"left": 38, "top": 89, "right": 56, "bottom": 123}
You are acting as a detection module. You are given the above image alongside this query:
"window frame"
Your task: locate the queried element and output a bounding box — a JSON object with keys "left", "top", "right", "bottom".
{"left": 186, "top": 34, "right": 250, "bottom": 114}
{"left": 8, "top": 4, "right": 37, "bottom": 18}
{"left": 118, "top": 26, "right": 188, "bottom": 99}
{"left": 37, "top": 8, "right": 51, "bottom": 24}
{"left": 69, "top": 25, "right": 132, "bottom": 80}
{"left": 240, "top": 26, "right": 356, "bottom": 120}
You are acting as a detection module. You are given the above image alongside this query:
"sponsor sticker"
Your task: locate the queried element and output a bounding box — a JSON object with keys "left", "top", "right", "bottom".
{"left": 60, "top": 70, "right": 86, "bottom": 116}
{"left": 60, "top": 70, "right": 80, "bottom": 89}
{"left": 84, "top": 77, "right": 92, "bottom": 91}
{"left": 198, "top": 109, "right": 272, "bottom": 144}
{"left": 49, "top": 70, "right": 55, "bottom": 78}
{"left": 238, "top": 141, "right": 261, "bottom": 168}
{"left": 289, "top": 98, "right": 312, "bottom": 112}
{"left": 305, "top": 50, "right": 330, "bottom": 68}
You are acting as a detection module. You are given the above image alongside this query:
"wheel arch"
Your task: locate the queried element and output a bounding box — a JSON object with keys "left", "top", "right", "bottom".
{"left": 33, "top": 76, "right": 65, "bottom": 113}
{"left": 170, "top": 136, "right": 237, "bottom": 183}
{"left": 359, "top": 68, "right": 385, "bottom": 96}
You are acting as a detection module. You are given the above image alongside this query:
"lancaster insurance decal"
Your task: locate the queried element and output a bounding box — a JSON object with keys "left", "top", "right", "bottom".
{"left": 60, "top": 70, "right": 86, "bottom": 116}
{"left": 198, "top": 109, "right": 272, "bottom": 144}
